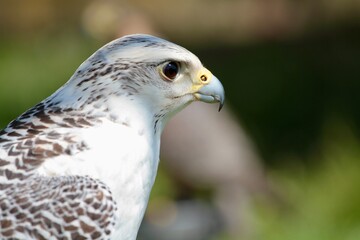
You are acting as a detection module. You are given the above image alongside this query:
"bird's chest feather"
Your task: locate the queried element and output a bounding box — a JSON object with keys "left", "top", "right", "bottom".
{"left": 37, "top": 121, "right": 160, "bottom": 239}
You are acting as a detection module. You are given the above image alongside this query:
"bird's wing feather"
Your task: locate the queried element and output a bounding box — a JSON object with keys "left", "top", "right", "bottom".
{"left": 0, "top": 175, "right": 117, "bottom": 239}
{"left": 0, "top": 109, "right": 120, "bottom": 239}
{"left": 0, "top": 103, "right": 99, "bottom": 184}
{"left": 0, "top": 128, "right": 86, "bottom": 184}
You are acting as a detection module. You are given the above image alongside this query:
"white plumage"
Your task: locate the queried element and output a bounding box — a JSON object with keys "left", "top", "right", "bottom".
{"left": 0, "top": 34, "right": 224, "bottom": 240}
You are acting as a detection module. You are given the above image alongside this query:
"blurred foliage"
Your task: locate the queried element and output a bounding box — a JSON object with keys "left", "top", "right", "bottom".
{"left": 196, "top": 26, "right": 360, "bottom": 164}
{"left": 255, "top": 120, "right": 360, "bottom": 240}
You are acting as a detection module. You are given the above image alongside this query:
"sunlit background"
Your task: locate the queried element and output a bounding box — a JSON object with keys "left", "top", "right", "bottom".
{"left": 1, "top": 0, "right": 360, "bottom": 239}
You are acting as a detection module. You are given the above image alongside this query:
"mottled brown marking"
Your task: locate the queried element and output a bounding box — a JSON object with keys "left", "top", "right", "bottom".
{"left": 5, "top": 169, "right": 25, "bottom": 180}
{"left": 66, "top": 194, "right": 78, "bottom": 200}
{"left": 0, "top": 202, "right": 7, "bottom": 211}
{"left": 64, "top": 224, "right": 77, "bottom": 231}
{"left": 100, "top": 66, "right": 113, "bottom": 76}
{"left": 0, "top": 183, "right": 11, "bottom": 190}
{"left": 27, "top": 129, "right": 41, "bottom": 135}
{"left": 23, "top": 157, "right": 42, "bottom": 166}
{"left": 35, "top": 139, "right": 52, "bottom": 145}
{"left": 76, "top": 208, "right": 84, "bottom": 215}
{"left": 15, "top": 212, "right": 26, "bottom": 220}
{"left": 88, "top": 211, "right": 101, "bottom": 221}
{"left": 102, "top": 220, "right": 111, "bottom": 228}
{"left": 77, "top": 118, "right": 92, "bottom": 126}
{"left": 48, "top": 131, "right": 61, "bottom": 138}
{"left": 8, "top": 147, "right": 20, "bottom": 156}
{"left": 53, "top": 143, "right": 64, "bottom": 153}
{"left": 53, "top": 222, "right": 62, "bottom": 234}
{"left": 31, "top": 124, "right": 48, "bottom": 130}
{"left": 0, "top": 138, "right": 10, "bottom": 143}
{"left": 69, "top": 202, "right": 80, "bottom": 208}
{"left": 85, "top": 198, "right": 93, "bottom": 205}
{"left": 0, "top": 219, "right": 12, "bottom": 228}
{"left": 31, "top": 147, "right": 46, "bottom": 156}
{"left": 0, "top": 159, "right": 9, "bottom": 166}
{"left": 57, "top": 123, "right": 72, "bottom": 128}
{"left": 19, "top": 202, "right": 31, "bottom": 209}
{"left": 9, "top": 207, "right": 18, "bottom": 214}
{"left": 80, "top": 221, "right": 95, "bottom": 233}
{"left": 15, "top": 226, "right": 25, "bottom": 233}
{"left": 24, "top": 139, "right": 33, "bottom": 146}
{"left": 71, "top": 232, "right": 87, "bottom": 240}
{"left": 92, "top": 202, "right": 101, "bottom": 210}
{"left": 63, "top": 118, "right": 77, "bottom": 126}
{"left": 91, "top": 231, "right": 101, "bottom": 239}
{"left": 8, "top": 120, "right": 26, "bottom": 129}
{"left": 63, "top": 215, "right": 76, "bottom": 223}
{"left": 44, "top": 149, "right": 58, "bottom": 158}
{"left": 15, "top": 196, "right": 28, "bottom": 204}
{"left": 1, "top": 229, "right": 14, "bottom": 237}
{"left": 39, "top": 115, "right": 55, "bottom": 124}
{"left": 29, "top": 204, "right": 45, "bottom": 214}
{"left": 33, "top": 230, "right": 47, "bottom": 240}
{"left": 77, "top": 73, "right": 99, "bottom": 87}
{"left": 8, "top": 131, "right": 22, "bottom": 137}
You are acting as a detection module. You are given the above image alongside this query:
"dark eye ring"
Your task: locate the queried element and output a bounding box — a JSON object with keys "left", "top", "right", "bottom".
{"left": 161, "top": 61, "right": 180, "bottom": 81}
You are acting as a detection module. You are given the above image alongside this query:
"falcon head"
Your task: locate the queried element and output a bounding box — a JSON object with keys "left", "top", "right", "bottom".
{"left": 50, "top": 34, "right": 224, "bottom": 131}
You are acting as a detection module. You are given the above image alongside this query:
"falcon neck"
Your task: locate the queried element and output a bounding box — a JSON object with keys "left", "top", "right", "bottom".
{"left": 106, "top": 96, "right": 164, "bottom": 135}
{"left": 75, "top": 96, "right": 164, "bottom": 240}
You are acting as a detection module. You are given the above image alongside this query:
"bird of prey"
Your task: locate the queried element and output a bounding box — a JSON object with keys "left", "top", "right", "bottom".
{"left": 0, "top": 34, "right": 224, "bottom": 240}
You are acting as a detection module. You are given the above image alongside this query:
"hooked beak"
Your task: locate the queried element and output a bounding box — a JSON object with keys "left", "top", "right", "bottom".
{"left": 194, "top": 75, "right": 225, "bottom": 111}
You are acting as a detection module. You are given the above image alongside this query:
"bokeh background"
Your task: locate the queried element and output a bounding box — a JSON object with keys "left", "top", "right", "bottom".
{"left": 1, "top": 0, "right": 360, "bottom": 239}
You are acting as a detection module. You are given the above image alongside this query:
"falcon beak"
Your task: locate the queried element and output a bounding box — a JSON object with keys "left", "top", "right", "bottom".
{"left": 194, "top": 75, "right": 225, "bottom": 111}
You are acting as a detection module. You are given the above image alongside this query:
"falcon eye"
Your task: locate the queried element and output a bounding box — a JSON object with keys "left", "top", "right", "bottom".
{"left": 161, "top": 61, "right": 180, "bottom": 81}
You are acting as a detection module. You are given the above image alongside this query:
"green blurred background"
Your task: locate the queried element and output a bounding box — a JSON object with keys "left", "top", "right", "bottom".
{"left": 1, "top": 0, "right": 360, "bottom": 239}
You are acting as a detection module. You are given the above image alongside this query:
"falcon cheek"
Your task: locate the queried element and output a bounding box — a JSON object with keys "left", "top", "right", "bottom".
{"left": 193, "top": 68, "right": 225, "bottom": 111}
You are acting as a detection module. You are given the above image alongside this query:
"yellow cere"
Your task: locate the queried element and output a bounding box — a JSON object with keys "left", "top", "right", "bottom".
{"left": 192, "top": 67, "right": 213, "bottom": 92}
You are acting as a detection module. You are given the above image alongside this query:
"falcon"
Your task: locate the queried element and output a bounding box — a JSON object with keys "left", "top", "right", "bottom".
{"left": 0, "top": 34, "right": 224, "bottom": 240}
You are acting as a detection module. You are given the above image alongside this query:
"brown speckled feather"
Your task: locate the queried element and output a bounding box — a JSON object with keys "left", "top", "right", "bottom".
{"left": 0, "top": 176, "right": 116, "bottom": 240}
